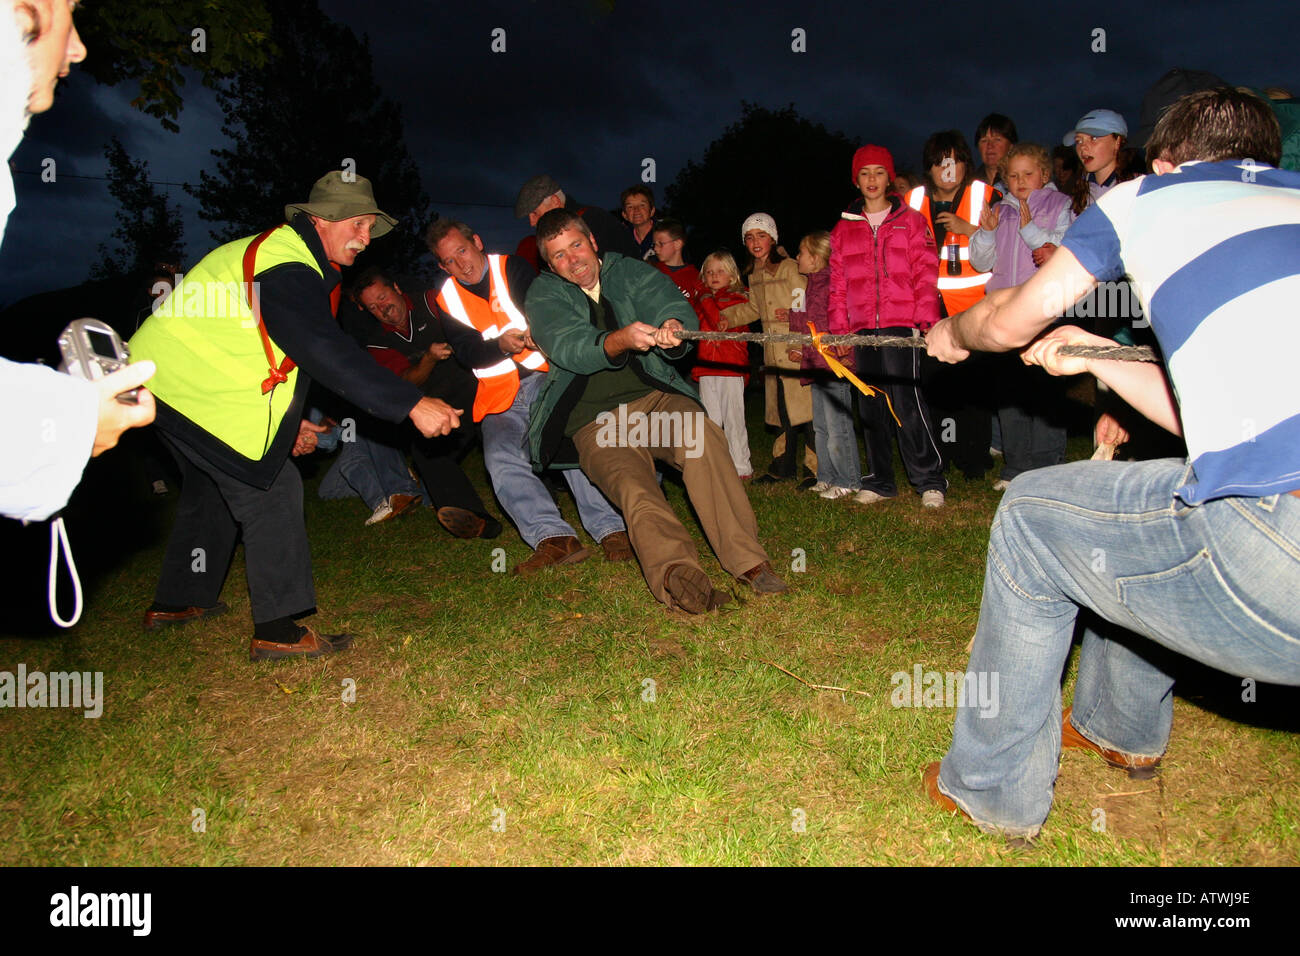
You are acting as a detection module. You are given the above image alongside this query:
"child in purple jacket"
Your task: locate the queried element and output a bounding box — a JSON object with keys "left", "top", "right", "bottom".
{"left": 790, "top": 231, "right": 860, "bottom": 498}
{"left": 969, "top": 142, "right": 1074, "bottom": 489}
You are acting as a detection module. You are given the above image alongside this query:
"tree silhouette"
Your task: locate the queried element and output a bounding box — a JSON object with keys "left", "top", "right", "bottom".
{"left": 665, "top": 103, "right": 858, "bottom": 265}
{"left": 90, "top": 138, "right": 185, "bottom": 281}
{"left": 186, "top": 0, "right": 431, "bottom": 276}
{"left": 75, "top": 0, "right": 274, "bottom": 133}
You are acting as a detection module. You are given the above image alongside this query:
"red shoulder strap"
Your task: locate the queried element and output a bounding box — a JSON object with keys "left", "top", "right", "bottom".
{"left": 243, "top": 227, "right": 298, "bottom": 395}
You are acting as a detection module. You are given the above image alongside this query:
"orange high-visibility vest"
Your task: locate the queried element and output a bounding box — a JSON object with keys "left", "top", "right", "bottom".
{"left": 436, "top": 254, "right": 547, "bottom": 421}
{"left": 907, "top": 181, "right": 993, "bottom": 315}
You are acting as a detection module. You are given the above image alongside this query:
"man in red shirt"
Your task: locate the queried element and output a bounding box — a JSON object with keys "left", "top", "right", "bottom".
{"left": 349, "top": 268, "right": 501, "bottom": 539}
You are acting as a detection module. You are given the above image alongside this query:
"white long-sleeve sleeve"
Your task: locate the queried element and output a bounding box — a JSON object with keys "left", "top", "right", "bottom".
{"left": 0, "top": 358, "right": 98, "bottom": 522}
{"left": 969, "top": 226, "right": 997, "bottom": 273}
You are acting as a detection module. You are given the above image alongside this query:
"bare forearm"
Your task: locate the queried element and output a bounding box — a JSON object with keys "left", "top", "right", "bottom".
{"left": 401, "top": 354, "right": 437, "bottom": 387}
{"left": 950, "top": 286, "right": 1034, "bottom": 352}
{"left": 1089, "top": 358, "right": 1182, "bottom": 436}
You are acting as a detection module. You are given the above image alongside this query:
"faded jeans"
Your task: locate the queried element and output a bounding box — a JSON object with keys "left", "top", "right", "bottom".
{"left": 938, "top": 458, "right": 1300, "bottom": 838}
{"left": 811, "top": 377, "right": 861, "bottom": 490}
{"left": 482, "top": 372, "right": 625, "bottom": 549}
{"left": 319, "top": 431, "right": 420, "bottom": 511}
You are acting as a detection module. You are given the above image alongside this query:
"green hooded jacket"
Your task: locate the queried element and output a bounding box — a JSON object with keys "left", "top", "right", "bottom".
{"left": 525, "top": 251, "right": 701, "bottom": 470}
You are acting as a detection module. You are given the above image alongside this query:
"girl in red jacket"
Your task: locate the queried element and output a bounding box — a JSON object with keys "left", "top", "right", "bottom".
{"left": 694, "top": 251, "right": 759, "bottom": 478}
{"left": 829, "top": 144, "right": 947, "bottom": 508}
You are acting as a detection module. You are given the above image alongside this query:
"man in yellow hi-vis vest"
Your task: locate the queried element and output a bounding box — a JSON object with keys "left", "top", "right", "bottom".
{"left": 130, "top": 172, "right": 459, "bottom": 661}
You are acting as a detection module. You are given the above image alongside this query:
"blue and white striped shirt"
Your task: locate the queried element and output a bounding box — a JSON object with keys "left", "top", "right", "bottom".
{"left": 1063, "top": 160, "right": 1300, "bottom": 504}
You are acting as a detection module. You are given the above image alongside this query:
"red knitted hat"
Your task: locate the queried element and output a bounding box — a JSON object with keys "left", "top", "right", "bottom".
{"left": 851, "top": 144, "right": 896, "bottom": 182}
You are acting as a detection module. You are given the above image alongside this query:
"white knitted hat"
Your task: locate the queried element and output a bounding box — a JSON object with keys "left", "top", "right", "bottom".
{"left": 741, "top": 212, "right": 778, "bottom": 243}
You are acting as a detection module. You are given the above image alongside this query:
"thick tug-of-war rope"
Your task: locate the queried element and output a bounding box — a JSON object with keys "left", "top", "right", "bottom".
{"left": 675, "top": 329, "right": 1159, "bottom": 363}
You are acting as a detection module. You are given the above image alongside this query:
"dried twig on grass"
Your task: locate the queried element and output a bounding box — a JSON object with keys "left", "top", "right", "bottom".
{"left": 745, "top": 654, "right": 871, "bottom": 696}
{"left": 1100, "top": 788, "right": 1158, "bottom": 799}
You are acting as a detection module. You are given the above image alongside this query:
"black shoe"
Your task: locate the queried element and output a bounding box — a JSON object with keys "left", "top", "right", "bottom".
{"left": 796, "top": 477, "right": 818, "bottom": 491}
{"left": 754, "top": 473, "right": 788, "bottom": 485}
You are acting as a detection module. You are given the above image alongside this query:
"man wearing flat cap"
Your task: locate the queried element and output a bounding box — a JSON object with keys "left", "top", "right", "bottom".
{"left": 131, "top": 171, "right": 461, "bottom": 661}
{"left": 513, "top": 173, "right": 640, "bottom": 271}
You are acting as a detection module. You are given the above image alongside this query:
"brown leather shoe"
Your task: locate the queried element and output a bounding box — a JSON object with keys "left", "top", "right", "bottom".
{"left": 512, "top": 536, "right": 589, "bottom": 575}
{"left": 663, "top": 563, "right": 715, "bottom": 614}
{"left": 389, "top": 493, "right": 422, "bottom": 518}
{"left": 599, "top": 531, "right": 634, "bottom": 562}
{"left": 143, "top": 602, "right": 229, "bottom": 632}
{"left": 1061, "top": 707, "right": 1161, "bottom": 779}
{"left": 249, "top": 625, "right": 355, "bottom": 662}
{"left": 923, "top": 761, "right": 971, "bottom": 821}
{"left": 738, "top": 561, "right": 788, "bottom": 594}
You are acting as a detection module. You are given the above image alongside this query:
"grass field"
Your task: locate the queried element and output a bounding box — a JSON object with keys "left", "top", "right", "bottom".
{"left": 2, "top": 407, "right": 1297, "bottom": 867}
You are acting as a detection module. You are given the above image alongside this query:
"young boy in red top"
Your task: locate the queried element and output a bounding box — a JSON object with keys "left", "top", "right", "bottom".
{"left": 651, "top": 219, "right": 705, "bottom": 310}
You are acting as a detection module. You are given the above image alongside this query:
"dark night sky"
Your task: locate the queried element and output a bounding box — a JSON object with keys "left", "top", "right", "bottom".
{"left": 1, "top": 0, "right": 1294, "bottom": 305}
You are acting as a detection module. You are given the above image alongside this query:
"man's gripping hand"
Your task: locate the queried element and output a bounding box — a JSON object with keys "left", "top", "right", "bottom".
{"left": 409, "top": 397, "right": 462, "bottom": 437}
{"left": 1021, "top": 325, "right": 1113, "bottom": 377}
{"left": 498, "top": 329, "right": 528, "bottom": 355}
{"left": 292, "top": 418, "right": 328, "bottom": 457}
{"left": 604, "top": 321, "right": 660, "bottom": 357}
{"left": 653, "top": 318, "right": 685, "bottom": 349}
{"left": 925, "top": 317, "right": 970, "bottom": 364}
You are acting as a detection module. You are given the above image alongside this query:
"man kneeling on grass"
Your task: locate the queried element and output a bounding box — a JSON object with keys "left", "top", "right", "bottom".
{"left": 525, "top": 210, "right": 787, "bottom": 613}
{"left": 922, "top": 87, "right": 1300, "bottom": 839}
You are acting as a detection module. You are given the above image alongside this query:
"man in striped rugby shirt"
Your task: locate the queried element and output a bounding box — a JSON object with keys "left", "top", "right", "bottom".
{"left": 923, "top": 87, "right": 1300, "bottom": 840}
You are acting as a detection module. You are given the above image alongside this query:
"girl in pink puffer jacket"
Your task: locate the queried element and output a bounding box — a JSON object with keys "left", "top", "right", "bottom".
{"left": 829, "top": 144, "right": 947, "bottom": 507}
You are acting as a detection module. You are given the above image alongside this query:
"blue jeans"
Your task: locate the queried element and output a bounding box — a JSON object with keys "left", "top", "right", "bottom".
{"left": 319, "top": 431, "right": 420, "bottom": 511}
{"left": 482, "top": 372, "right": 625, "bottom": 549}
{"left": 938, "top": 458, "right": 1300, "bottom": 838}
{"left": 811, "top": 378, "right": 861, "bottom": 490}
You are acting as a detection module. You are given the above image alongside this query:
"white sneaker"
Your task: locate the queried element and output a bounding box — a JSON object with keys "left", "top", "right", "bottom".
{"left": 365, "top": 499, "right": 395, "bottom": 525}
{"left": 820, "top": 485, "right": 856, "bottom": 500}
{"left": 853, "top": 489, "right": 889, "bottom": 505}
{"left": 990, "top": 446, "right": 1003, "bottom": 457}
{"left": 808, "top": 481, "right": 831, "bottom": 494}
{"left": 991, "top": 479, "right": 1011, "bottom": 492}
{"left": 921, "top": 490, "right": 946, "bottom": 509}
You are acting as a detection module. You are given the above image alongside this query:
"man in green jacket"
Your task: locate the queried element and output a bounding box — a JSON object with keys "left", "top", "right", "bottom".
{"left": 525, "top": 210, "right": 787, "bottom": 612}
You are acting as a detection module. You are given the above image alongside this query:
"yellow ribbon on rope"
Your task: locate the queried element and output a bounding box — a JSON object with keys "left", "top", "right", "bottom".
{"left": 809, "top": 324, "right": 901, "bottom": 427}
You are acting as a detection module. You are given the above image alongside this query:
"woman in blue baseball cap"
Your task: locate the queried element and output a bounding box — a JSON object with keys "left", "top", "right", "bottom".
{"left": 1063, "top": 108, "right": 1133, "bottom": 213}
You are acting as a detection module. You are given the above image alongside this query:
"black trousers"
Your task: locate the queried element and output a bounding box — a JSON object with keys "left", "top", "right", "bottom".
{"left": 155, "top": 434, "right": 315, "bottom": 624}
{"left": 855, "top": 328, "right": 946, "bottom": 496}
{"left": 924, "top": 352, "right": 996, "bottom": 479}
{"left": 408, "top": 424, "right": 489, "bottom": 514}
